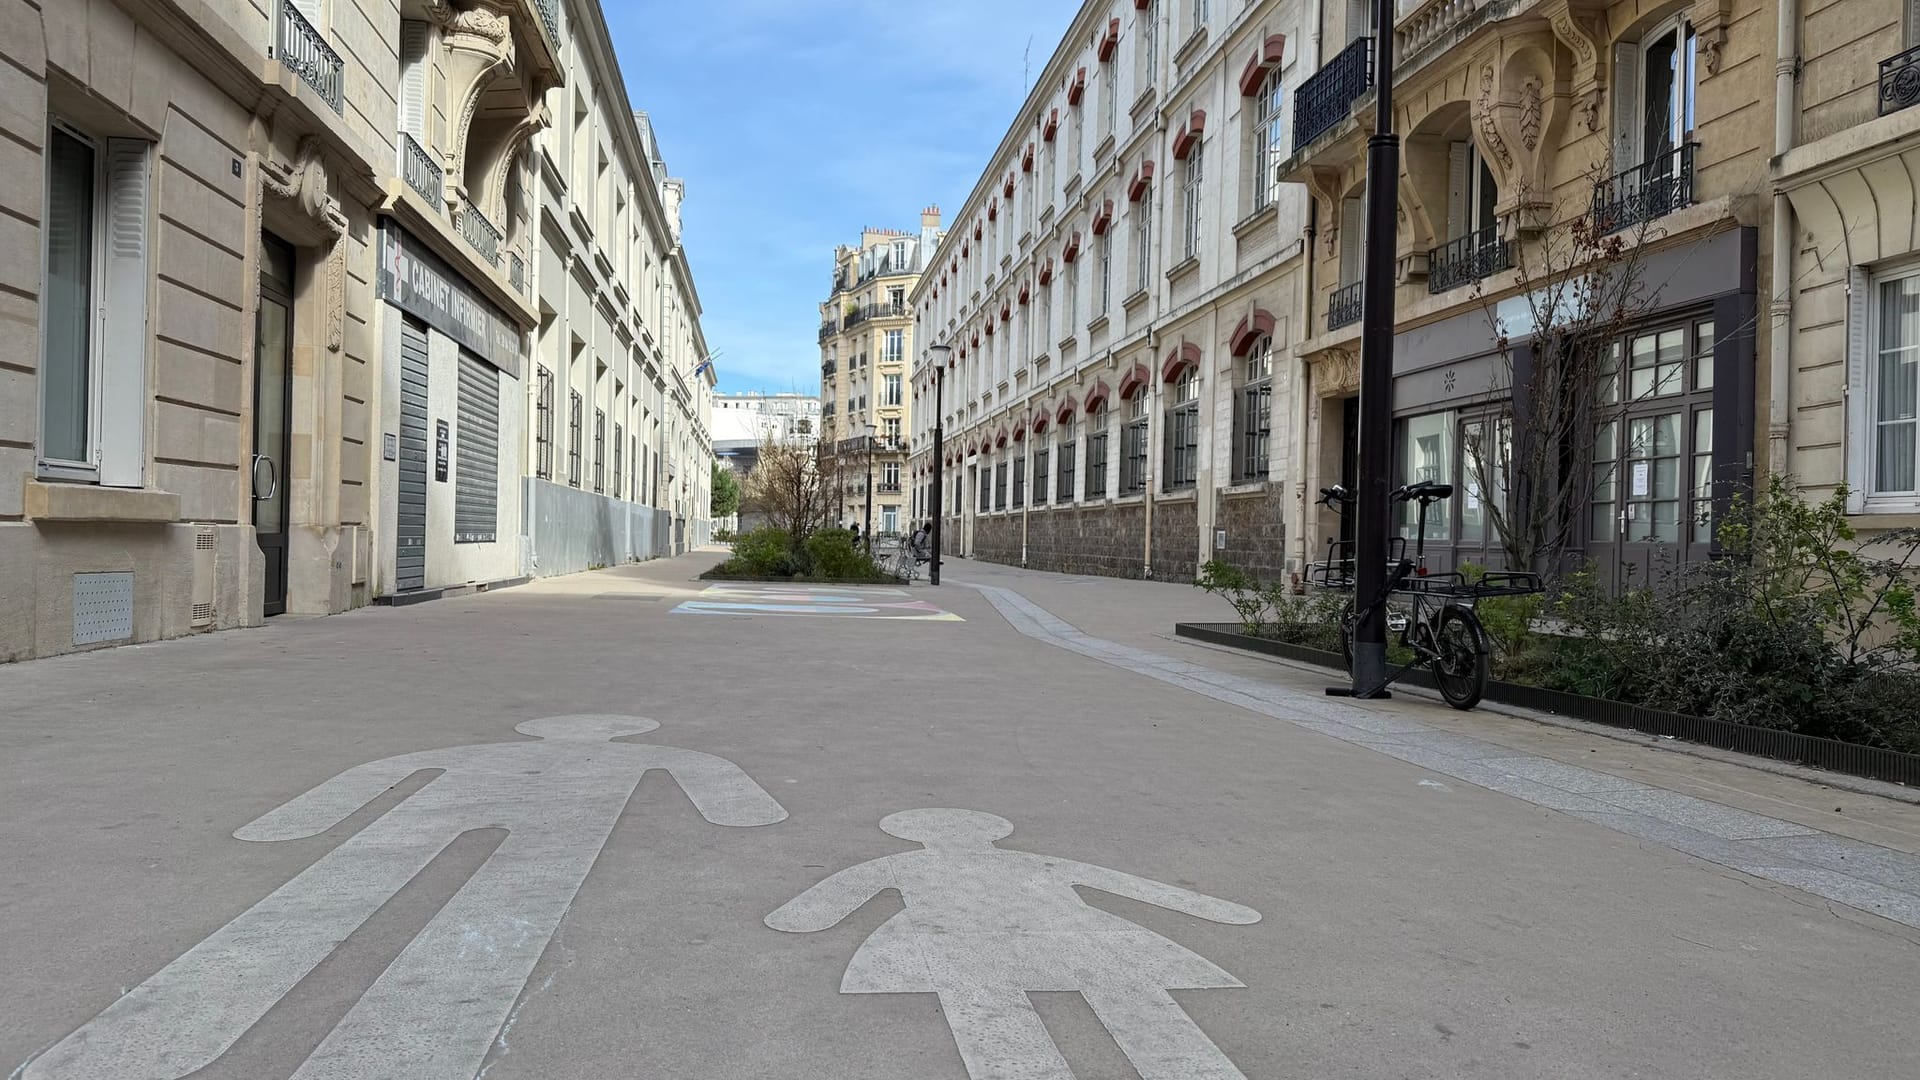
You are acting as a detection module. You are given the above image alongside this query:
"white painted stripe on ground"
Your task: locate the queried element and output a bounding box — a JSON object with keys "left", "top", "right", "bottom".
{"left": 965, "top": 583, "right": 1920, "bottom": 932}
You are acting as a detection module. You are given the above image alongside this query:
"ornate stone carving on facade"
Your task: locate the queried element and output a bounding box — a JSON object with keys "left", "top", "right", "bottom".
{"left": 1689, "top": 0, "right": 1732, "bottom": 76}
{"left": 260, "top": 137, "right": 349, "bottom": 353}
{"left": 1544, "top": 0, "right": 1609, "bottom": 132}
{"left": 1314, "top": 348, "right": 1360, "bottom": 395}
{"left": 1472, "top": 37, "right": 1568, "bottom": 237}
{"left": 1475, "top": 64, "right": 1514, "bottom": 172}
{"left": 1304, "top": 166, "right": 1349, "bottom": 261}
{"left": 436, "top": 1, "right": 516, "bottom": 208}
{"left": 1518, "top": 78, "right": 1543, "bottom": 151}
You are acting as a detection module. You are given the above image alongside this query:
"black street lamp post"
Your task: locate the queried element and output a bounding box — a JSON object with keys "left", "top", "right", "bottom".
{"left": 1346, "top": 0, "right": 1401, "bottom": 698}
{"left": 862, "top": 423, "right": 875, "bottom": 554}
{"left": 928, "top": 344, "right": 950, "bottom": 585}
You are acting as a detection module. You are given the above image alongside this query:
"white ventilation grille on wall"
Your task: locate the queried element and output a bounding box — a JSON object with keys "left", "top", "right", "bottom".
{"left": 191, "top": 526, "right": 218, "bottom": 627}
{"left": 73, "top": 572, "right": 135, "bottom": 645}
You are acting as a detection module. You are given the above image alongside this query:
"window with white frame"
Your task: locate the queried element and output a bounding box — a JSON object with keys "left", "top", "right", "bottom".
{"left": 1139, "top": 1, "right": 1160, "bottom": 85}
{"left": 885, "top": 328, "right": 904, "bottom": 361}
{"left": 1165, "top": 368, "right": 1200, "bottom": 489}
{"left": 884, "top": 372, "right": 902, "bottom": 406}
{"left": 1190, "top": 0, "right": 1208, "bottom": 37}
{"left": 1070, "top": 102, "right": 1084, "bottom": 173}
{"left": 1063, "top": 258, "right": 1079, "bottom": 340}
{"left": 1182, "top": 139, "right": 1204, "bottom": 260}
{"left": 1101, "top": 60, "right": 1118, "bottom": 143}
{"left": 1097, "top": 231, "right": 1112, "bottom": 317}
{"left": 1133, "top": 203, "right": 1152, "bottom": 294}
{"left": 1043, "top": 137, "right": 1057, "bottom": 208}
{"left": 1444, "top": 141, "right": 1500, "bottom": 241}
{"left": 1613, "top": 16, "right": 1697, "bottom": 169}
{"left": 883, "top": 460, "right": 900, "bottom": 488}
{"left": 1251, "top": 69, "right": 1284, "bottom": 213}
{"left": 40, "top": 123, "right": 150, "bottom": 485}
{"left": 882, "top": 504, "right": 899, "bottom": 533}
{"left": 1237, "top": 336, "right": 1273, "bottom": 481}
{"left": 1851, "top": 265, "right": 1920, "bottom": 508}
{"left": 1040, "top": 277, "right": 1054, "bottom": 352}
{"left": 1121, "top": 390, "right": 1151, "bottom": 494}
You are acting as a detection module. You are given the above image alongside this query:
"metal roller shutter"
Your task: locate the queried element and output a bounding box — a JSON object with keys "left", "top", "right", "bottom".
{"left": 397, "top": 320, "right": 430, "bottom": 591}
{"left": 455, "top": 351, "right": 500, "bottom": 543}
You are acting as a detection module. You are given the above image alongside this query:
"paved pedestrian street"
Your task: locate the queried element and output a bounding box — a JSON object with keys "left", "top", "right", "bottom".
{"left": 5, "top": 551, "right": 1918, "bottom": 1080}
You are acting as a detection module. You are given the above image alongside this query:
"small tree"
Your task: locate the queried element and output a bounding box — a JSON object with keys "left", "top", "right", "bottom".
{"left": 742, "top": 433, "right": 843, "bottom": 551}
{"left": 710, "top": 462, "right": 741, "bottom": 518}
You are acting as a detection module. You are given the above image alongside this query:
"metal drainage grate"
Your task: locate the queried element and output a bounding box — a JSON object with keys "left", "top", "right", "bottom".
{"left": 73, "top": 572, "right": 135, "bottom": 645}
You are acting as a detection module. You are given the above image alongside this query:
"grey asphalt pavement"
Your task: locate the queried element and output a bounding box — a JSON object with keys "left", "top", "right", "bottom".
{"left": 3, "top": 550, "right": 1917, "bottom": 1079}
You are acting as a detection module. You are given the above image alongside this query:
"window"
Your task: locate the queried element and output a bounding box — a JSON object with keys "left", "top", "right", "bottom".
{"left": 885, "top": 329, "right": 904, "bottom": 362}
{"left": 1593, "top": 319, "right": 1717, "bottom": 544}
{"left": 1101, "top": 60, "right": 1118, "bottom": 143}
{"left": 1133, "top": 205, "right": 1152, "bottom": 294}
{"left": 892, "top": 239, "right": 908, "bottom": 268}
{"left": 980, "top": 464, "right": 992, "bottom": 512}
{"left": 1182, "top": 139, "right": 1204, "bottom": 260}
{"left": 1443, "top": 141, "right": 1501, "bottom": 245}
{"left": 1063, "top": 259, "right": 1078, "bottom": 339}
{"left": 398, "top": 21, "right": 430, "bottom": 140}
{"left": 995, "top": 460, "right": 1008, "bottom": 510}
{"left": 1141, "top": 0, "right": 1160, "bottom": 80}
{"left": 1164, "top": 369, "right": 1199, "bottom": 490}
{"left": 1097, "top": 232, "right": 1112, "bottom": 317}
{"left": 1396, "top": 411, "right": 1455, "bottom": 541}
{"left": 1043, "top": 138, "right": 1056, "bottom": 207}
{"left": 567, "top": 391, "right": 583, "bottom": 486}
{"left": 612, "top": 422, "right": 624, "bottom": 498}
{"left": 1121, "top": 391, "right": 1150, "bottom": 494}
{"left": 884, "top": 416, "right": 901, "bottom": 442}
{"left": 1613, "top": 17, "right": 1697, "bottom": 171}
{"left": 883, "top": 460, "right": 901, "bottom": 487}
{"left": 889, "top": 286, "right": 905, "bottom": 310}
{"left": 1237, "top": 337, "right": 1273, "bottom": 481}
{"left": 884, "top": 373, "right": 902, "bottom": 406}
{"left": 1338, "top": 194, "right": 1366, "bottom": 285}
{"left": 1040, "top": 277, "right": 1054, "bottom": 352}
{"left": 593, "top": 408, "right": 606, "bottom": 493}
{"left": 1034, "top": 443, "right": 1050, "bottom": 503}
{"left": 1190, "top": 0, "right": 1208, "bottom": 36}
{"left": 1013, "top": 449, "right": 1026, "bottom": 507}
{"left": 535, "top": 367, "right": 555, "bottom": 480}
{"left": 1057, "top": 416, "right": 1077, "bottom": 502}
{"left": 1872, "top": 272, "right": 1920, "bottom": 499}
{"left": 882, "top": 505, "right": 899, "bottom": 533}
{"left": 1459, "top": 416, "right": 1511, "bottom": 544}
{"left": 1087, "top": 405, "right": 1110, "bottom": 497}
{"left": 1070, "top": 102, "right": 1084, "bottom": 173}
{"left": 40, "top": 125, "right": 150, "bottom": 484}
{"left": 1252, "top": 69, "right": 1284, "bottom": 213}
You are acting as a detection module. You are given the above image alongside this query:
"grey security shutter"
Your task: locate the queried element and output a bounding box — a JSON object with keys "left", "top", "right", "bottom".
{"left": 1446, "top": 141, "right": 1471, "bottom": 240}
{"left": 454, "top": 352, "right": 500, "bottom": 543}
{"left": 1611, "top": 42, "right": 1640, "bottom": 170}
{"left": 396, "top": 321, "right": 430, "bottom": 591}
{"left": 1845, "top": 266, "right": 1871, "bottom": 513}
{"left": 1347, "top": 0, "right": 1373, "bottom": 43}
{"left": 100, "top": 138, "right": 150, "bottom": 488}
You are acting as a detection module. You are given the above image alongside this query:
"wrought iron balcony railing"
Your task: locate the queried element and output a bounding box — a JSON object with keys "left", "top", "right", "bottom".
{"left": 1427, "top": 224, "right": 1513, "bottom": 294}
{"left": 397, "top": 133, "right": 442, "bottom": 210}
{"left": 822, "top": 360, "right": 838, "bottom": 377}
{"left": 842, "top": 302, "right": 909, "bottom": 330}
{"left": 533, "top": 0, "right": 562, "bottom": 43}
{"left": 1881, "top": 44, "right": 1920, "bottom": 116}
{"left": 876, "top": 482, "right": 904, "bottom": 495}
{"left": 819, "top": 320, "right": 838, "bottom": 342}
{"left": 1591, "top": 142, "right": 1697, "bottom": 236}
{"left": 1293, "top": 37, "right": 1373, "bottom": 152}
{"left": 274, "top": 0, "right": 343, "bottom": 113}
{"left": 459, "top": 204, "right": 503, "bottom": 267}
{"left": 1327, "top": 281, "right": 1364, "bottom": 331}
{"left": 509, "top": 252, "right": 526, "bottom": 293}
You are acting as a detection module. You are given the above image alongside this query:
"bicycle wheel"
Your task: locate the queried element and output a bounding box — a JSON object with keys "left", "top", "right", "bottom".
{"left": 1338, "top": 598, "right": 1356, "bottom": 673}
{"left": 1431, "top": 607, "right": 1489, "bottom": 710}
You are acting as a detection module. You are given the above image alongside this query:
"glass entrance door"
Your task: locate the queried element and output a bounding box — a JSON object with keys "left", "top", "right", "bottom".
{"left": 254, "top": 235, "right": 295, "bottom": 616}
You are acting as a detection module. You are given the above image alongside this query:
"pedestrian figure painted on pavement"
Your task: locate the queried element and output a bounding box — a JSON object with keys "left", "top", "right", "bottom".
{"left": 23, "top": 715, "right": 786, "bottom": 1080}
{"left": 765, "top": 808, "right": 1261, "bottom": 1080}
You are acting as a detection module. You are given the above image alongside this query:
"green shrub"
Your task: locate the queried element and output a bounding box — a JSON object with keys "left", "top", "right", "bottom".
{"left": 804, "top": 528, "right": 877, "bottom": 580}
{"left": 1196, "top": 560, "right": 1266, "bottom": 633}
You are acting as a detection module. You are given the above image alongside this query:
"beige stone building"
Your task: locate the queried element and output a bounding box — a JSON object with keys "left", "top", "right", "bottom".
{"left": 911, "top": 0, "right": 1310, "bottom": 581}
{"left": 1774, "top": 0, "right": 1920, "bottom": 527}
{"left": 820, "top": 216, "right": 940, "bottom": 539}
{"left": 1278, "top": 0, "right": 1776, "bottom": 589}
{"left": 1, "top": 0, "right": 711, "bottom": 661}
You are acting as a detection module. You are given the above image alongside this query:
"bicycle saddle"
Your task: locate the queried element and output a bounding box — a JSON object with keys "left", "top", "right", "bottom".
{"left": 1396, "top": 481, "right": 1454, "bottom": 502}
{"left": 1318, "top": 484, "right": 1351, "bottom": 505}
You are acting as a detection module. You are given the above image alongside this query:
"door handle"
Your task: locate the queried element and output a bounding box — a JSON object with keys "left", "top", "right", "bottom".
{"left": 251, "top": 454, "right": 279, "bottom": 501}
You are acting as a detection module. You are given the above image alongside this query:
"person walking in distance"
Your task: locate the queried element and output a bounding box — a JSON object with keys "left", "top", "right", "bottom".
{"left": 766, "top": 808, "right": 1261, "bottom": 1080}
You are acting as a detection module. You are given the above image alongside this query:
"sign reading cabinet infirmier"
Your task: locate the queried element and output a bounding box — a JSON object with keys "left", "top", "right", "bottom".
{"left": 376, "top": 221, "right": 523, "bottom": 377}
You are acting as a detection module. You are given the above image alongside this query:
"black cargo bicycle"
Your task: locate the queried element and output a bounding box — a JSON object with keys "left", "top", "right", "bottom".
{"left": 1308, "top": 481, "right": 1543, "bottom": 710}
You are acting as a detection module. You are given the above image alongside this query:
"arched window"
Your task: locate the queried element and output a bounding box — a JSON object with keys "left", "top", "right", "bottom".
{"left": 1237, "top": 336, "right": 1273, "bottom": 481}
{"left": 1165, "top": 369, "right": 1201, "bottom": 490}
{"left": 1122, "top": 390, "right": 1151, "bottom": 494}
{"left": 1253, "top": 68, "right": 1284, "bottom": 212}
{"left": 1086, "top": 401, "right": 1110, "bottom": 498}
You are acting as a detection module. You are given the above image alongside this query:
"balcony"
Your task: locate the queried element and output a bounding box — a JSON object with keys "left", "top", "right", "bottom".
{"left": 459, "top": 204, "right": 503, "bottom": 267}
{"left": 273, "top": 0, "right": 343, "bottom": 113}
{"left": 1327, "top": 281, "right": 1364, "bottom": 331}
{"left": 842, "top": 302, "right": 909, "bottom": 330}
{"left": 397, "top": 133, "right": 442, "bottom": 210}
{"left": 819, "top": 320, "right": 838, "bottom": 343}
{"left": 876, "top": 482, "right": 904, "bottom": 495}
{"left": 822, "top": 360, "right": 838, "bottom": 377}
{"left": 1293, "top": 38, "right": 1373, "bottom": 152}
{"left": 1426, "top": 224, "right": 1512, "bottom": 294}
{"left": 510, "top": 252, "right": 526, "bottom": 294}
{"left": 1592, "top": 143, "right": 1697, "bottom": 236}
{"left": 1882, "top": 44, "right": 1920, "bottom": 116}
{"left": 532, "top": 0, "right": 561, "bottom": 43}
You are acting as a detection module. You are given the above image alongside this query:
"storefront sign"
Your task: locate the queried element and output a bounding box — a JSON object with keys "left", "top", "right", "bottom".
{"left": 377, "top": 221, "right": 522, "bottom": 377}
{"left": 436, "top": 420, "right": 450, "bottom": 482}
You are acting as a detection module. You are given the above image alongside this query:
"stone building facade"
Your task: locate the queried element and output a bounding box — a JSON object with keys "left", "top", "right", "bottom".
{"left": 911, "top": 0, "right": 1311, "bottom": 583}
{"left": 821, "top": 214, "right": 941, "bottom": 539}
{"left": 1, "top": 0, "right": 712, "bottom": 661}
{"left": 1282, "top": 0, "right": 1774, "bottom": 590}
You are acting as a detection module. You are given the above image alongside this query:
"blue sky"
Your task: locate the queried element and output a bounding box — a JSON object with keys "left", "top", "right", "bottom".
{"left": 606, "top": 1, "right": 1078, "bottom": 394}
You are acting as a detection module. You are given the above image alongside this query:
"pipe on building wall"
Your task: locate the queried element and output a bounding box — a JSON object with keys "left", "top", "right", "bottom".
{"left": 1768, "top": 0, "right": 1798, "bottom": 476}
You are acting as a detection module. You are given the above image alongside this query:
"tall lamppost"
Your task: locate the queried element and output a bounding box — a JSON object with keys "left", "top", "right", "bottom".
{"left": 861, "top": 422, "right": 876, "bottom": 554}
{"left": 1344, "top": 0, "right": 1402, "bottom": 698}
{"left": 927, "top": 344, "right": 951, "bottom": 585}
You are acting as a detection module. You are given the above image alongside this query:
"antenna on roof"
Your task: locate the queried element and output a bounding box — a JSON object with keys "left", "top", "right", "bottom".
{"left": 1023, "top": 37, "right": 1033, "bottom": 94}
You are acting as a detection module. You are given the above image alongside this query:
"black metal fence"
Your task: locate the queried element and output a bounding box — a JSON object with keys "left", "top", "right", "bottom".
{"left": 1173, "top": 622, "right": 1920, "bottom": 787}
{"left": 1592, "top": 142, "right": 1696, "bottom": 236}
{"left": 1292, "top": 38, "right": 1373, "bottom": 152}
{"left": 1881, "top": 44, "right": 1920, "bottom": 116}
{"left": 1427, "top": 224, "right": 1512, "bottom": 293}
{"left": 1327, "top": 281, "right": 1364, "bottom": 331}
